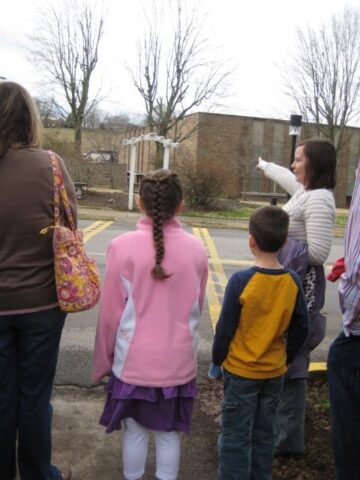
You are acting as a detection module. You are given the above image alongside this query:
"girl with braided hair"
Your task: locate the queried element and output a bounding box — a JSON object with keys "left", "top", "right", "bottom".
{"left": 92, "top": 169, "right": 208, "bottom": 480}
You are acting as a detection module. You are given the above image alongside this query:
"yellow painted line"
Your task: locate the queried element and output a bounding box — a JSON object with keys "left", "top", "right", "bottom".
{"left": 308, "top": 362, "right": 327, "bottom": 372}
{"left": 83, "top": 221, "right": 114, "bottom": 243}
{"left": 193, "top": 228, "right": 221, "bottom": 330}
{"left": 193, "top": 227, "right": 228, "bottom": 331}
{"left": 221, "top": 259, "right": 254, "bottom": 267}
{"left": 211, "top": 281, "right": 228, "bottom": 289}
{"left": 220, "top": 259, "right": 333, "bottom": 272}
{"left": 201, "top": 228, "right": 228, "bottom": 283}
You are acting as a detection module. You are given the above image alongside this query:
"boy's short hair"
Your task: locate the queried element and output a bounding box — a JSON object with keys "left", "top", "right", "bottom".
{"left": 249, "top": 206, "right": 289, "bottom": 253}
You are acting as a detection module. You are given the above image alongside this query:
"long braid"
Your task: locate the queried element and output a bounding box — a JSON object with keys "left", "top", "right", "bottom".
{"left": 140, "top": 169, "right": 183, "bottom": 280}
{"left": 151, "top": 181, "right": 168, "bottom": 279}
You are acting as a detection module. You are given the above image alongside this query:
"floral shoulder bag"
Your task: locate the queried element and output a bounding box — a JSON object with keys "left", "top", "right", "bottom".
{"left": 41, "top": 150, "right": 101, "bottom": 313}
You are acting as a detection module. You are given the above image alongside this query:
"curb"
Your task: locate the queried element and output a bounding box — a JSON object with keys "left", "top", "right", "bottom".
{"left": 180, "top": 218, "right": 249, "bottom": 230}
{"left": 78, "top": 207, "right": 250, "bottom": 230}
{"left": 78, "top": 207, "right": 345, "bottom": 236}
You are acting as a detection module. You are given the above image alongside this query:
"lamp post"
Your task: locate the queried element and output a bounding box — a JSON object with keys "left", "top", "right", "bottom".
{"left": 289, "top": 114, "right": 302, "bottom": 167}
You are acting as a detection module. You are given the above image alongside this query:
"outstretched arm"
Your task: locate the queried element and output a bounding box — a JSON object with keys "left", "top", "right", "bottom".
{"left": 256, "top": 157, "right": 301, "bottom": 197}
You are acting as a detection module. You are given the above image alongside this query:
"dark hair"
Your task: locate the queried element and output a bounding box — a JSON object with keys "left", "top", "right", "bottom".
{"left": 249, "top": 206, "right": 289, "bottom": 253}
{"left": 296, "top": 139, "right": 336, "bottom": 189}
{"left": 140, "top": 169, "right": 183, "bottom": 280}
{"left": 0, "top": 81, "right": 42, "bottom": 158}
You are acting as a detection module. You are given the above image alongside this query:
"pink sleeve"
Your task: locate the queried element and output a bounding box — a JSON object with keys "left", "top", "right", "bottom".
{"left": 92, "top": 242, "right": 127, "bottom": 384}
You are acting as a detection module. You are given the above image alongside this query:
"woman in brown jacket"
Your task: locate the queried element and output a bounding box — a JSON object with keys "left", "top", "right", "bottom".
{"left": 0, "top": 82, "right": 76, "bottom": 480}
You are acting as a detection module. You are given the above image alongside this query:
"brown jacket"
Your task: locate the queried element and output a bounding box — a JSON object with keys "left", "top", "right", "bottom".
{"left": 0, "top": 148, "right": 78, "bottom": 312}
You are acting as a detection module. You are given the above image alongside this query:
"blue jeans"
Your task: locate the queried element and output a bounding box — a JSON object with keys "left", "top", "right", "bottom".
{"left": 328, "top": 331, "right": 360, "bottom": 480}
{"left": 0, "top": 307, "right": 66, "bottom": 480}
{"left": 274, "top": 378, "right": 307, "bottom": 453}
{"left": 217, "top": 370, "right": 283, "bottom": 480}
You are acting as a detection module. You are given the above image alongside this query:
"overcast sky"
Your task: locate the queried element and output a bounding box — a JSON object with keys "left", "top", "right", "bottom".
{"left": 1, "top": 0, "right": 359, "bottom": 122}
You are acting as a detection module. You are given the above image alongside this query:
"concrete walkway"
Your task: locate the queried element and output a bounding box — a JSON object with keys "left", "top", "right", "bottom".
{"left": 51, "top": 361, "right": 221, "bottom": 480}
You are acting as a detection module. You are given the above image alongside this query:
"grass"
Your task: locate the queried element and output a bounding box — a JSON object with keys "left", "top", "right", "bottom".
{"left": 182, "top": 206, "right": 348, "bottom": 238}
{"left": 184, "top": 206, "right": 348, "bottom": 226}
{"left": 182, "top": 207, "right": 254, "bottom": 219}
{"left": 77, "top": 187, "right": 349, "bottom": 235}
{"left": 335, "top": 213, "right": 348, "bottom": 227}
{"left": 43, "top": 127, "right": 121, "bottom": 153}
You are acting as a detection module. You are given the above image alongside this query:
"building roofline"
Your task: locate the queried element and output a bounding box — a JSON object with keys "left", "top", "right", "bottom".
{"left": 184, "top": 111, "right": 360, "bottom": 130}
{"left": 184, "top": 111, "right": 289, "bottom": 124}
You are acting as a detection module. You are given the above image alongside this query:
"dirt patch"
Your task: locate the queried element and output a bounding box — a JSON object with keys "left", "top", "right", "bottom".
{"left": 272, "top": 378, "right": 335, "bottom": 479}
{"left": 78, "top": 189, "right": 255, "bottom": 214}
{"left": 78, "top": 189, "right": 135, "bottom": 211}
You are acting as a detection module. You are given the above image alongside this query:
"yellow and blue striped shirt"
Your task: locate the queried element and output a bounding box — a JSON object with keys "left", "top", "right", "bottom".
{"left": 212, "top": 267, "right": 309, "bottom": 379}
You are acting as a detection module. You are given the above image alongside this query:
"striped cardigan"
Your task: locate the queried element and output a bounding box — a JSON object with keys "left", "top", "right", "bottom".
{"left": 261, "top": 162, "right": 335, "bottom": 265}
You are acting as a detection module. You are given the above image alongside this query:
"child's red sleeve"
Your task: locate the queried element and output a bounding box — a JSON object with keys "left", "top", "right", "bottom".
{"left": 327, "top": 257, "right": 345, "bottom": 282}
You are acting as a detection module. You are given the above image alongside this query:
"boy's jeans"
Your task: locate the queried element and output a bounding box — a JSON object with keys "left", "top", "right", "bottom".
{"left": 218, "top": 370, "right": 283, "bottom": 480}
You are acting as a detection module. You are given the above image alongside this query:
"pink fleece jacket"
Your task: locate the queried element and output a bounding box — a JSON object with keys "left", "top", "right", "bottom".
{"left": 92, "top": 217, "right": 208, "bottom": 387}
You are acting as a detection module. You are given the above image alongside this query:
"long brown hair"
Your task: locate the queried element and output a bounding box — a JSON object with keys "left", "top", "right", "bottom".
{"left": 0, "top": 81, "right": 42, "bottom": 158}
{"left": 140, "top": 169, "right": 183, "bottom": 280}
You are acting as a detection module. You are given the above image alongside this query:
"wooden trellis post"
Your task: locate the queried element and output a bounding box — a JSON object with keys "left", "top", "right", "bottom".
{"left": 123, "top": 133, "right": 180, "bottom": 210}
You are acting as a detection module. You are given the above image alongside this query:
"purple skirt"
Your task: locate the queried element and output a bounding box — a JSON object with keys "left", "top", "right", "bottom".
{"left": 99, "top": 373, "right": 197, "bottom": 434}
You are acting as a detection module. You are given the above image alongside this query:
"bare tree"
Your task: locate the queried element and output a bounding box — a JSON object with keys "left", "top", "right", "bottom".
{"left": 130, "top": 0, "right": 231, "bottom": 165}
{"left": 29, "top": 0, "right": 105, "bottom": 156}
{"left": 284, "top": 7, "right": 360, "bottom": 155}
{"left": 83, "top": 107, "right": 108, "bottom": 130}
{"left": 34, "top": 96, "right": 59, "bottom": 128}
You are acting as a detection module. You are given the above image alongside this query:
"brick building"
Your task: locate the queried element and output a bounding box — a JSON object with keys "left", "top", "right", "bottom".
{"left": 119, "top": 112, "right": 360, "bottom": 207}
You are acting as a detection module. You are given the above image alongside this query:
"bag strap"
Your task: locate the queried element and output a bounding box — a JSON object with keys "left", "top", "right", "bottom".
{"left": 48, "top": 150, "right": 76, "bottom": 231}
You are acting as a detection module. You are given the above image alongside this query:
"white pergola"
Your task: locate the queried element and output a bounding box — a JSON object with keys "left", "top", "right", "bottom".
{"left": 123, "top": 132, "right": 180, "bottom": 210}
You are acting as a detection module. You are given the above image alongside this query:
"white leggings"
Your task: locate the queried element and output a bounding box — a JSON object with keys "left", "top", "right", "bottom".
{"left": 122, "top": 418, "right": 181, "bottom": 480}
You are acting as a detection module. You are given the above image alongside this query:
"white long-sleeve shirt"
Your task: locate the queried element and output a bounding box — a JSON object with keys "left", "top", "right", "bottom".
{"left": 260, "top": 162, "right": 335, "bottom": 265}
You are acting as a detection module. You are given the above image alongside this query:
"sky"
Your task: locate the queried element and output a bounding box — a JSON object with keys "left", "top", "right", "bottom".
{"left": 1, "top": 0, "right": 359, "bottom": 123}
